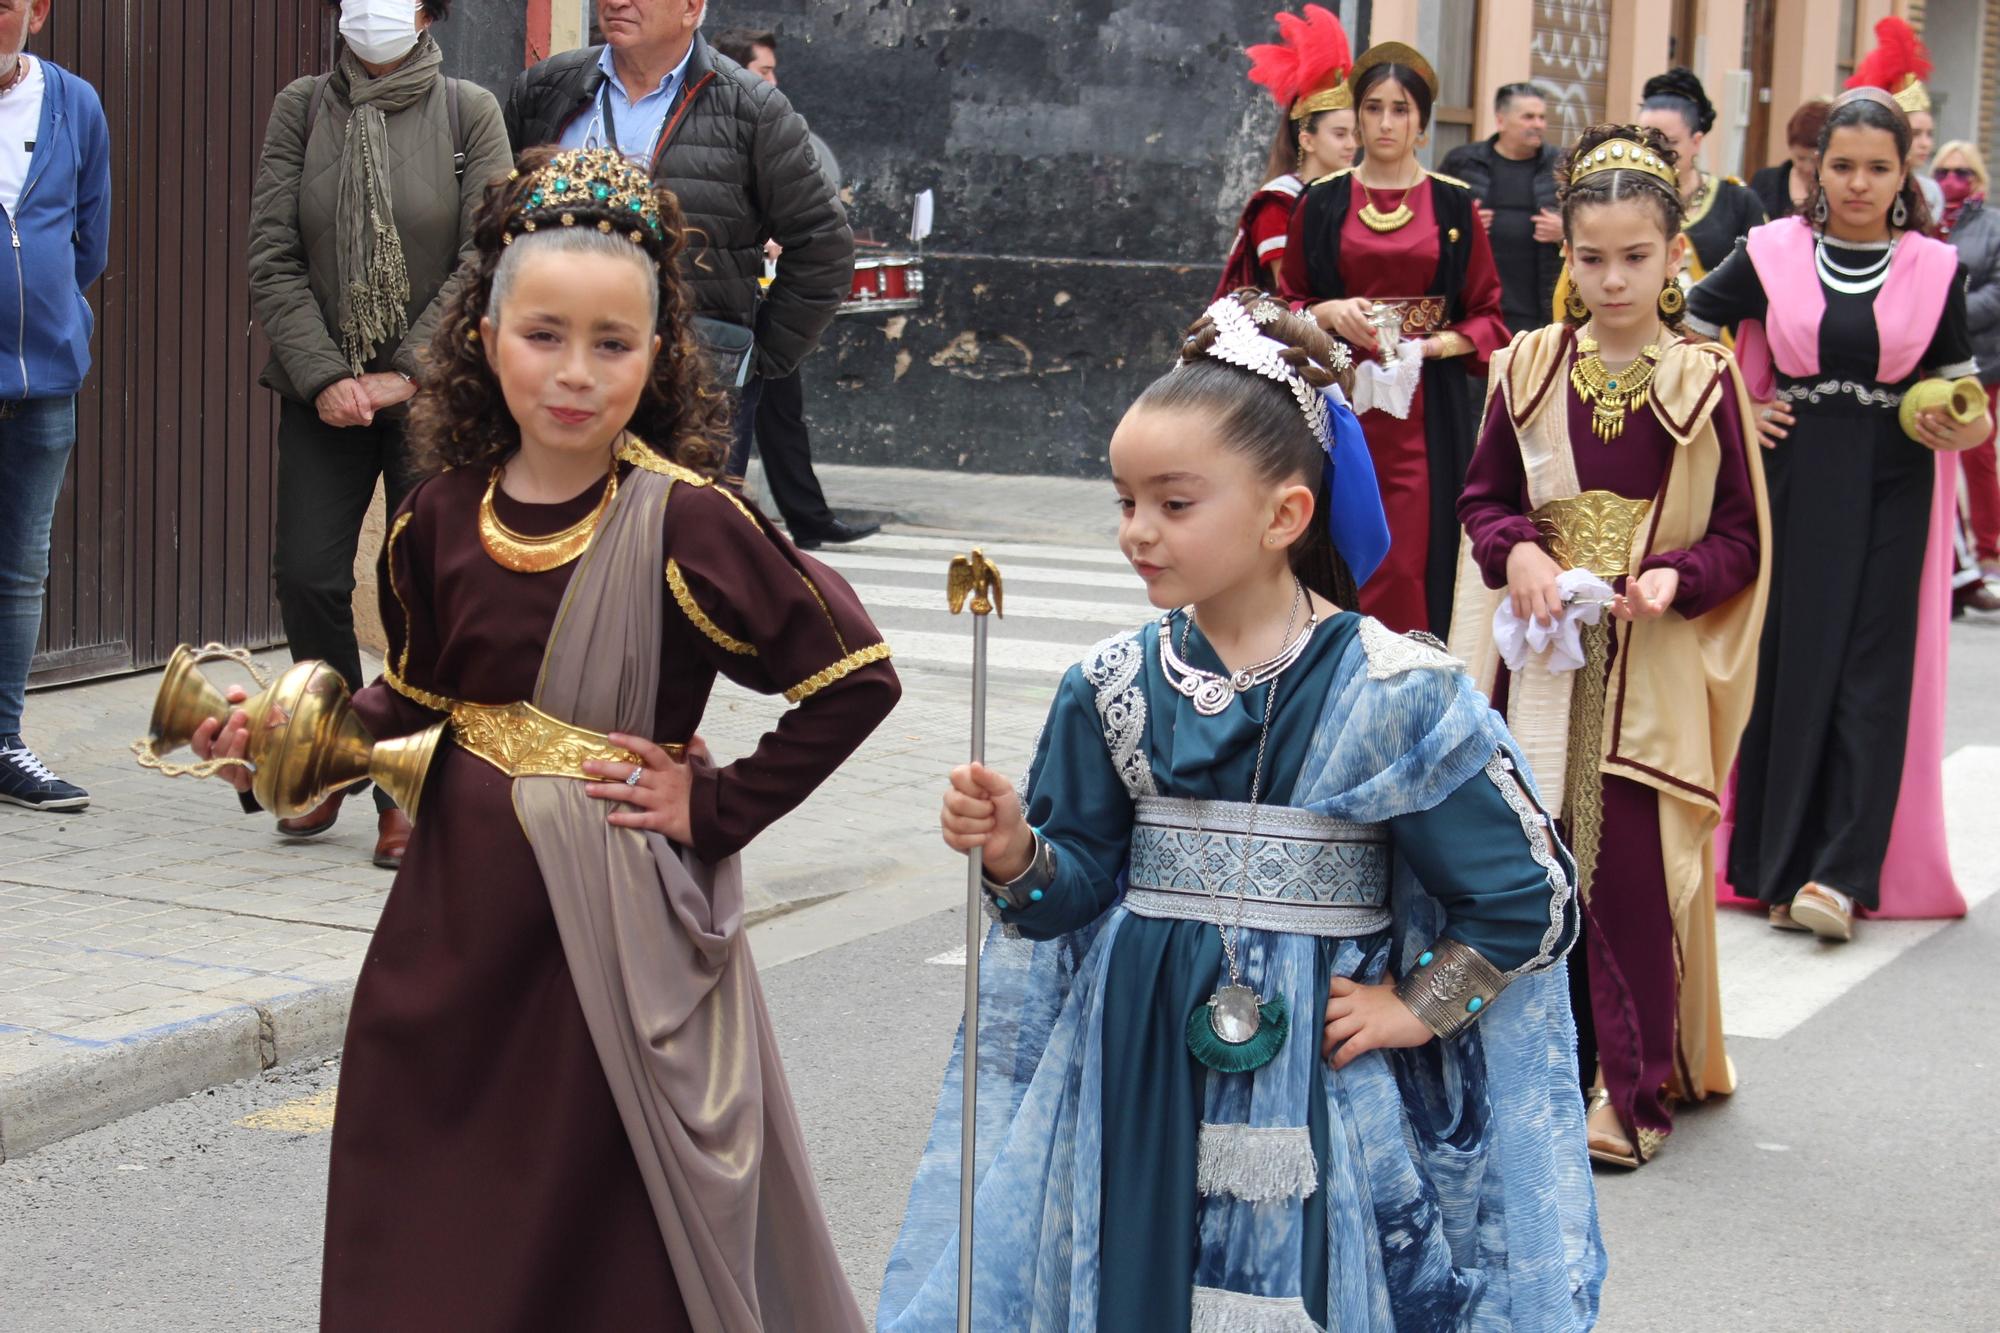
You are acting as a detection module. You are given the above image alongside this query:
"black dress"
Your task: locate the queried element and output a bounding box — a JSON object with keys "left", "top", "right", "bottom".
{"left": 1687, "top": 238, "right": 1975, "bottom": 908}
{"left": 1682, "top": 176, "right": 1768, "bottom": 280}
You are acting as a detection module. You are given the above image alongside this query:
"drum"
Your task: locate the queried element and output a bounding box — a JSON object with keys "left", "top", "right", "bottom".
{"left": 840, "top": 255, "right": 925, "bottom": 315}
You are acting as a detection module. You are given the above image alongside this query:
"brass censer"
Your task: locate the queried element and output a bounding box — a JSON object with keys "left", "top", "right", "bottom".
{"left": 133, "top": 643, "right": 444, "bottom": 819}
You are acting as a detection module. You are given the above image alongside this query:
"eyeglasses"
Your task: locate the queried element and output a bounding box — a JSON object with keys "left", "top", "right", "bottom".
{"left": 1937, "top": 167, "right": 1979, "bottom": 181}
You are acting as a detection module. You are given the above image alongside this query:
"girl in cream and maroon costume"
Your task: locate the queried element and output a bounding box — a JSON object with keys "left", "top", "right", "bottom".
{"left": 1214, "top": 5, "right": 1356, "bottom": 298}
{"left": 1691, "top": 88, "right": 1989, "bottom": 941}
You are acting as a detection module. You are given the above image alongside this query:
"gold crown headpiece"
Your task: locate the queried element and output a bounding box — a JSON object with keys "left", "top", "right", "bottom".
{"left": 1570, "top": 138, "right": 1678, "bottom": 191}
{"left": 503, "top": 149, "right": 667, "bottom": 249}
{"left": 1892, "top": 79, "right": 1931, "bottom": 115}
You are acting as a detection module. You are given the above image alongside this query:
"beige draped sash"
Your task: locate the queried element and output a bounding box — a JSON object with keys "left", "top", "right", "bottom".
{"left": 510, "top": 462, "right": 864, "bottom": 1332}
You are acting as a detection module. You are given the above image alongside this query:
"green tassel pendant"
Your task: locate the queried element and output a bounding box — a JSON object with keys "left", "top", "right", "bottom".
{"left": 1186, "top": 987, "right": 1290, "bottom": 1074}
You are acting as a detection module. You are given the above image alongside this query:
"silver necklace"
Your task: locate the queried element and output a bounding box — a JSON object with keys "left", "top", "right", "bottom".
{"left": 1815, "top": 237, "right": 1895, "bottom": 295}
{"left": 1160, "top": 586, "right": 1319, "bottom": 716}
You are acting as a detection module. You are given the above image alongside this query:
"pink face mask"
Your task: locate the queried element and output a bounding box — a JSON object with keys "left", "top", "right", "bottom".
{"left": 1938, "top": 171, "right": 1977, "bottom": 205}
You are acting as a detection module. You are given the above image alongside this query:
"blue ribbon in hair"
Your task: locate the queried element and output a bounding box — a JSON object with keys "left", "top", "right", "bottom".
{"left": 1319, "top": 385, "right": 1390, "bottom": 587}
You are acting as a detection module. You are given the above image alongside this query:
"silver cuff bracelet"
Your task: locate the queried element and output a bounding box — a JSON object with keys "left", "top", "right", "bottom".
{"left": 1395, "top": 937, "right": 1507, "bottom": 1040}
{"left": 982, "top": 832, "right": 1056, "bottom": 909}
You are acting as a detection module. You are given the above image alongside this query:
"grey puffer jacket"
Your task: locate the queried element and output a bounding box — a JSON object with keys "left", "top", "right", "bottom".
{"left": 1948, "top": 199, "right": 2000, "bottom": 386}
{"left": 504, "top": 37, "right": 853, "bottom": 381}
{"left": 249, "top": 51, "right": 513, "bottom": 405}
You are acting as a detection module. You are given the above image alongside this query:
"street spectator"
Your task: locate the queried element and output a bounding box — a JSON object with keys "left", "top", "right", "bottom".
{"left": 247, "top": 0, "right": 510, "bottom": 865}
{"left": 0, "top": 0, "right": 109, "bottom": 812}
{"left": 1934, "top": 140, "right": 2000, "bottom": 612}
{"left": 503, "top": 0, "right": 855, "bottom": 506}
{"left": 709, "top": 24, "right": 878, "bottom": 548}
{"left": 1440, "top": 82, "right": 1563, "bottom": 336}
{"left": 1748, "top": 98, "right": 1830, "bottom": 222}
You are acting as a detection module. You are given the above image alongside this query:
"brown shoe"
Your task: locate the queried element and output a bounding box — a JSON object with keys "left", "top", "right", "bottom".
{"left": 373, "top": 809, "right": 412, "bottom": 869}
{"left": 276, "top": 789, "right": 345, "bottom": 839}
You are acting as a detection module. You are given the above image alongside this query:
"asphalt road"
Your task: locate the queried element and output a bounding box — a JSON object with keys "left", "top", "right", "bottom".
{"left": 4, "top": 621, "right": 1998, "bottom": 1332}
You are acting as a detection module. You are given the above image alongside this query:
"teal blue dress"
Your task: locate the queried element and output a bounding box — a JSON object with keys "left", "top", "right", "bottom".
{"left": 996, "top": 611, "right": 1577, "bottom": 1331}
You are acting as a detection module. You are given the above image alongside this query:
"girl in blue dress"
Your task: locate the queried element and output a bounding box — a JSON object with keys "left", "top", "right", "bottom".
{"left": 877, "top": 291, "right": 1605, "bottom": 1332}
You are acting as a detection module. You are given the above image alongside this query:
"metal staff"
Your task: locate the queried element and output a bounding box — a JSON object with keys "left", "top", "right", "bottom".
{"left": 945, "top": 548, "right": 1003, "bottom": 1333}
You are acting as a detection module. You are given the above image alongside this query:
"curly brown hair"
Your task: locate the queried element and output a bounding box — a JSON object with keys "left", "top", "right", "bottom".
{"left": 406, "top": 146, "right": 731, "bottom": 478}
{"left": 1556, "top": 124, "right": 1687, "bottom": 329}
{"left": 1130, "top": 289, "right": 1361, "bottom": 607}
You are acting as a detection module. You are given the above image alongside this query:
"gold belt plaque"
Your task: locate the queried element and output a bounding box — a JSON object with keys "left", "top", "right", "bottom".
{"left": 1529, "top": 491, "right": 1654, "bottom": 578}
{"left": 448, "top": 699, "right": 678, "bottom": 779}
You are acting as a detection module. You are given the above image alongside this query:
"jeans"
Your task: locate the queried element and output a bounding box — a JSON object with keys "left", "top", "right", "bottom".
{"left": 273, "top": 398, "right": 417, "bottom": 812}
{"left": 0, "top": 396, "right": 78, "bottom": 736}
{"left": 723, "top": 375, "right": 767, "bottom": 484}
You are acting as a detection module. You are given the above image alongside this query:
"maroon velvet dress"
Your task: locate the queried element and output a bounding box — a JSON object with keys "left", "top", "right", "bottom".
{"left": 1458, "top": 350, "right": 1759, "bottom": 1142}
{"left": 318, "top": 459, "right": 899, "bottom": 1330}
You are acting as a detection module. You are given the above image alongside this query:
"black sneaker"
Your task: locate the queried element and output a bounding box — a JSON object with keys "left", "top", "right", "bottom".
{"left": 0, "top": 735, "right": 91, "bottom": 811}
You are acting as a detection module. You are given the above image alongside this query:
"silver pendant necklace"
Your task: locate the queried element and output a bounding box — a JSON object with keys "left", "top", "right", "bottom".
{"left": 1815, "top": 237, "right": 1895, "bottom": 295}
{"left": 1160, "top": 588, "right": 1320, "bottom": 716}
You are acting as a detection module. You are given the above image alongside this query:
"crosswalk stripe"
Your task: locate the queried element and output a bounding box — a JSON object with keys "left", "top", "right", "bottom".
{"left": 839, "top": 532, "right": 1133, "bottom": 568}
{"left": 885, "top": 628, "right": 1093, "bottom": 677}
{"left": 854, "top": 581, "right": 1151, "bottom": 625}
{"left": 813, "top": 550, "right": 1144, "bottom": 591}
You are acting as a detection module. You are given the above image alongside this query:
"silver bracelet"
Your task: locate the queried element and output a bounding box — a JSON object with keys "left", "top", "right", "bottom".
{"left": 1395, "top": 937, "right": 1507, "bottom": 1040}
{"left": 981, "top": 832, "right": 1056, "bottom": 910}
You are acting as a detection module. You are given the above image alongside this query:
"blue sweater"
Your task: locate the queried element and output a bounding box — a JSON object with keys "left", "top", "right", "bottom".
{"left": 0, "top": 61, "right": 110, "bottom": 400}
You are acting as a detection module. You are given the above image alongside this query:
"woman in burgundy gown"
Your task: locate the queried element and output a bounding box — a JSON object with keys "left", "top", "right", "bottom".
{"left": 1281, "top": 41, "right": 1509, "bottom": 635}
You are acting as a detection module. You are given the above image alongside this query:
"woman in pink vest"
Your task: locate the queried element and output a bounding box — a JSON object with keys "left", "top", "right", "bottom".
{"left": 1686, "top": 90, "right": 1990, "bottom": 941}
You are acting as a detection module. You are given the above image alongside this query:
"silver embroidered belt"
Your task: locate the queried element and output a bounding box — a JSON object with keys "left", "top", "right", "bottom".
{"left": 1123, "top": 796, "right": 1393, "bottom": 938}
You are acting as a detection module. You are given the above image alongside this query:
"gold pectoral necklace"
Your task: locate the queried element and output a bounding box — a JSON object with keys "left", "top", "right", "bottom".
{"left": 478, "top": 459, "right": 619, "bottom": 573}
{"left": 1570, "top": 335, "right": 1661, "bottom": 441}
{"left": 1357, "top": 170, "right": 1419, "bottom": 233}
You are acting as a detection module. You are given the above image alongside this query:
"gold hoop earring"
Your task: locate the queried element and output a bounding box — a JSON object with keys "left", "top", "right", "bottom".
{"left": 1657, "top": 281, "right": 1686, "bottom": 320}
{"left": 1564, "top": 286, "right": 1589, "bottom": 321}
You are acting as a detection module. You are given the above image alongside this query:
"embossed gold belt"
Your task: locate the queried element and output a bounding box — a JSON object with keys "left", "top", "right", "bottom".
{"left": 1529, "top": 491, "right": 1654, "bottom": 578}
{"left": 448, "top": 699, "right": 680, "bottom": 779}
{"left": 1376, "top": 295, "right": 1448, "bottom": 335}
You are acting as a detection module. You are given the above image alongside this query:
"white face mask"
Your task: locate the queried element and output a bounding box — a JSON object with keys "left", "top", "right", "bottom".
{"left": 340, "top": 0, "right": 422, "bottom": 66}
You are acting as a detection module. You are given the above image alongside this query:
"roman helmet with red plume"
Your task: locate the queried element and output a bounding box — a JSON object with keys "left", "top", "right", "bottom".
{"left": 1246, "top": 4, "right": 1355, "bottom": 121}
{"left": 1846, "top": 15, "right": 1933, "bottom": 116}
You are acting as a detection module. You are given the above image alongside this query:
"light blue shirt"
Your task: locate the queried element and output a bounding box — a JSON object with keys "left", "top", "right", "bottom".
{"left": 559, "top": 43, "right": 696, "bottom": 162}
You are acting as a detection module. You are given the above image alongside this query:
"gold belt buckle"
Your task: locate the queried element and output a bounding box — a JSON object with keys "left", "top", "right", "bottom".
{"left": 448, "top": 699, "right": 678, "bottom": 779}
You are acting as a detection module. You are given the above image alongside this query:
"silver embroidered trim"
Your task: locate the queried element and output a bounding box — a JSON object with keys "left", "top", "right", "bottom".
{"left": 1196, "top": 1123, "right": 1319, "bottom": 1202}
{"left": 1358, "top": 616, "right": 1462, "bottom": 680}
{"left": 1190, "top": 1287, "right": 1322, "bottom": 1333}
{"left": 1683, "top": 312, "right": 1722, "bottom": 340}
{"left": 1082, "top": 630, "right": 1157, "bottom": 799}
{"left": 1776, "top": 378, "right": 1902, "bottom": 409}
{"left": 1136, "top": 796, "right": 1386, "bottom": 843}
{"left": 1124, "top": 888, "right": 1392, "bottom": 938}
{"left": 1128, "top": 810, "right": 1390, "bottom": 915}
{"left": 1484, "top": 751, "right": 1575, "bottom": 978}
{"left": 1936, "top": 358, "right": 1981, "bottom": 380}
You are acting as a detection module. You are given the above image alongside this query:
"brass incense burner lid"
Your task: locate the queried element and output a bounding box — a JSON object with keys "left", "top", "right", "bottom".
{"left": 1528, "top": 491, "right": 1654, "bottom": 579}
{"left": 134, "top": 643, "right": 442, "bottom": 820}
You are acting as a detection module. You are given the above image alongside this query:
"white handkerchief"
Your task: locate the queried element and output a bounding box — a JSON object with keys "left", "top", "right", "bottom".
{"left": 1493, "top": 568, "right": 1618, "bottom": 672}
{"left": 1348, "top": 342, "right": 1425, "bottom": 419}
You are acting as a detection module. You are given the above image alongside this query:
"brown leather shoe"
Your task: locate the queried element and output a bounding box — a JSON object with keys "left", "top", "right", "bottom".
{"left": 276, "top": 789, "right": 345, "bottom": 839}
{"left": 373, "top": 809, "right": 412, "bottom": 869}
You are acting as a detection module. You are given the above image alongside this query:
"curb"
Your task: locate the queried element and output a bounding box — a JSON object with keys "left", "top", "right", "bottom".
{"left": 0, "top": 982, "right": 352, "bottom": 1164}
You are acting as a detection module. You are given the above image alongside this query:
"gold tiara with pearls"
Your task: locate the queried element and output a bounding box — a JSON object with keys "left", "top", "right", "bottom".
{"left": 1571, "top": 138, "right": 1679, "bottom": 191}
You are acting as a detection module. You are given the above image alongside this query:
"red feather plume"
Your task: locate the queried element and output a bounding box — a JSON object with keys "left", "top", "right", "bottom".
{"left": 1846, "top": 16, "right": 1932, "bottom": 95}
{"left": 1245, "top": 4, "right": 1354, "bottom": 109}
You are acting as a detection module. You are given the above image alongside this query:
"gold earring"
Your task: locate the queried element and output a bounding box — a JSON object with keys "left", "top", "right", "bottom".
{"left": 1657, "top": 281, "right": 1686, "bottom": 320}
{"left": 1564, "top": 286, "right": 1589, "bottom": 321}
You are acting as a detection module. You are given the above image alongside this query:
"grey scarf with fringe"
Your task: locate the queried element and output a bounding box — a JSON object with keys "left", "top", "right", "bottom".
{"left": 332, "top": 34, "right": 441, "bottom": 375}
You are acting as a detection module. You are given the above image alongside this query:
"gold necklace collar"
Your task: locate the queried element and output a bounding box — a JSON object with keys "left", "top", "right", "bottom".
{"left": 478, "top": 457, "right": 620, "bottom": 573}
{"left": 1356, "top": 163, "right": 1422, "bottom": 233}
{"left": 1570, "top": 332, "right": 1662, "bottom": 441}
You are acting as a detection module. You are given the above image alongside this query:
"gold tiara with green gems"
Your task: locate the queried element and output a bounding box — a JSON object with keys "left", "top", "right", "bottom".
{"left": 503, "top": 149, "right": 667, "bottom": 248}
{"left": 1571, "top": 138, "right": 1678, "bottom": 191}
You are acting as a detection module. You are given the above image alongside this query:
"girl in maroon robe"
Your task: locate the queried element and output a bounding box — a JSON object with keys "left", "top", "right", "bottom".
{"left": 198, "top": 148, "right": 892, "bottom": 1331}
{"left": 1450, "top": 125, "right": 1769, "bottom": 1169}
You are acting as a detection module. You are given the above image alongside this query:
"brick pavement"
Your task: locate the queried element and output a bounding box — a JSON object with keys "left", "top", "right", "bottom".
{"left": 0, "top": 464, "right": 1120, "bottom": 1160}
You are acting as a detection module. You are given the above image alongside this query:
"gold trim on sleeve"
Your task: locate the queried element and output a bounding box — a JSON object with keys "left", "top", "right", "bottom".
{"left": 385, "top": 511, "right": 416, "bottom": 680}
{"left": 617, "top": 435, "right": 710, "bottom": 487}
{"left": 384, "top": 665, "right": 456, "bottom": 713}
{"left": 667, "top": 558, "right": 757, "bottom": 656}
{"left": 783, "top": 641, "right": 893, "bottom": 704}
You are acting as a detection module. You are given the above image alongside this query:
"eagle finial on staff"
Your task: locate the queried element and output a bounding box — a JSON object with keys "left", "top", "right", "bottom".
{"left": 947, "top": 549, "right": 1004, "bottom": 618}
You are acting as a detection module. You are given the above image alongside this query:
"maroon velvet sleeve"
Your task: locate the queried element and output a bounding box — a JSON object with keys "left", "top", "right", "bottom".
{"left": 1277, "top": 197, "right": 1314, "bottom": 307}
{"left": 665, "top": 485, "right": 901, "bottom": 861}
{"left": 1451, "top": 216, "right": 1512, "bottom": 374}
{"left": 1639, "top": 384, "right": 1763, "bottom": 618}
{"left": 1457, "top": 391, "right": 1542, "bottom": 588}
{"left": 350, "top": 480, "right": 450, "bottom": 743}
